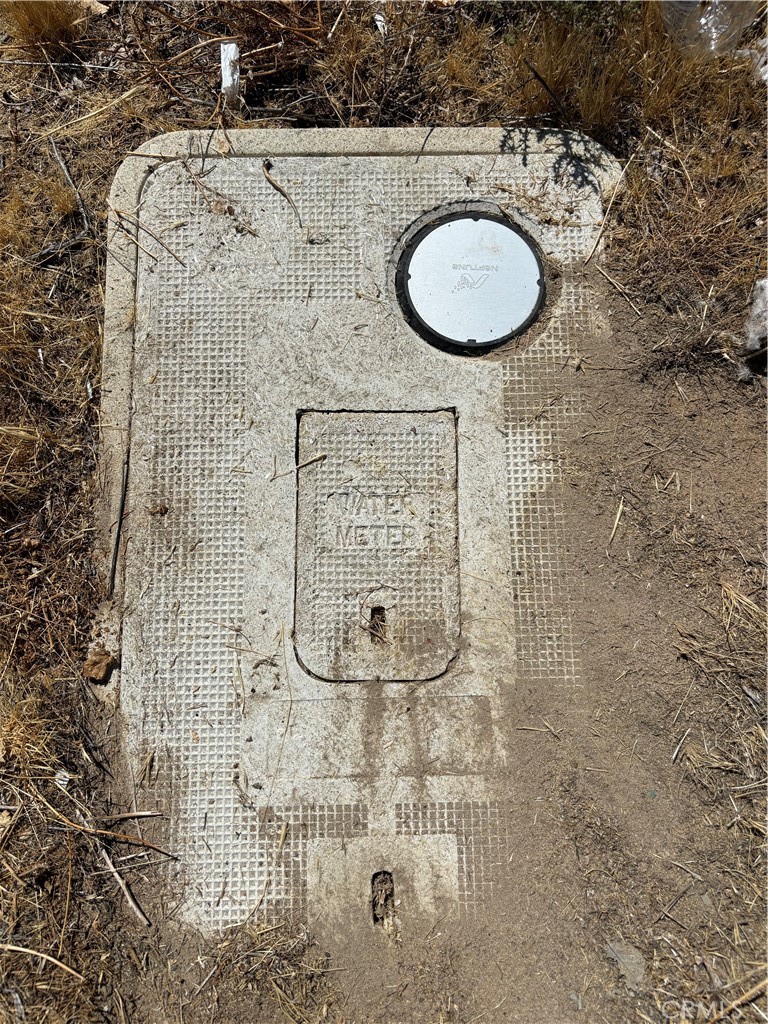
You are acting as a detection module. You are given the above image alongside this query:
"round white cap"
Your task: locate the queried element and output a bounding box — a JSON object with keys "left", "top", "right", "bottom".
{"left": 401, "top": 214, "right": 544, "bottom": 347}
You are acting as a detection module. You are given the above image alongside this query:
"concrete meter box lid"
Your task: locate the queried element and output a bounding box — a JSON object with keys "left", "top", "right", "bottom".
{"left": 99, "top": 129, "right": 620, "bottom": 967}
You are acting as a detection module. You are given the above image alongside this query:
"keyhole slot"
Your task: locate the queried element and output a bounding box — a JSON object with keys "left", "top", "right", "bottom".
{"left": 369, "top": 605, "right": 386, "bottom": 644}
{"left": 371, "top": 870, "right": 395, "bottom": 929}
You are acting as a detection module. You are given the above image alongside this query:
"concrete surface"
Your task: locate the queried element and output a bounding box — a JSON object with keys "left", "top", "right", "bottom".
{"left": 100, "top": 128, "right": 620, "bottom": 936}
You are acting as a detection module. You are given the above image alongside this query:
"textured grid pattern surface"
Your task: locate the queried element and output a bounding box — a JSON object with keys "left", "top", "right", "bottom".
{"left": 295, "top": 412, "right": 459, "bottom": 681}
{"left": 132, "top": 238, "right": 250, "bottom": 925}
{"left": 396, "top": 801, "right": 509, "bottom": 915}
{"left": 123, "top": 147, "right": 599, "bottom": 929}
{"left": 502, "top": 279, "right": 587, "bottom": 693}
{"left": 141, "top": 155, "right": 600, "bottom": 306}
{"left": 256, "top": 804, "right": 370, "bottom": 919}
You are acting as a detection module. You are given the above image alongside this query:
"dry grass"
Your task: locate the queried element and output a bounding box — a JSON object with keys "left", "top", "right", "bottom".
{"left": 677, "top": 583, "right": 766, "bottom": 829}
{"left": 0, "top": 1, "right": 764, "bottom": 1021}
{"left": 0, "top": 1, "right": 88, "bottom": 51}
{"left": 185, "top": 922, "right": 339, "bottom": 1023}
{"left": 660, "top": 582, "right": 767, "bottom": 1020}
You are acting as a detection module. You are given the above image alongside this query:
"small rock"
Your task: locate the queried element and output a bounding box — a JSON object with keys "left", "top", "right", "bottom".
{"left": 605, "top": 938, "right": 646, "bottom": 993}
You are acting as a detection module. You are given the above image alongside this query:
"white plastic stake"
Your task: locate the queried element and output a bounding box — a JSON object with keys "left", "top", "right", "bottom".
{"left": 220, "top": 41, "right": 240, "bottom": 108}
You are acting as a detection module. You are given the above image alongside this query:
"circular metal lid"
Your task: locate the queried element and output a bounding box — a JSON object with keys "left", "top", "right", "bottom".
{"left": 396, "top": 212, "right": 545, "bottom": 352}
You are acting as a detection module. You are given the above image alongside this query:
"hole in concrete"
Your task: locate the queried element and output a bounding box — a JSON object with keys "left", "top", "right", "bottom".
{"left": 369, "top": 606, "right": 386, "bottom": 644}
{"left": 371, "top": 870, "right": 395, "bottom": 929}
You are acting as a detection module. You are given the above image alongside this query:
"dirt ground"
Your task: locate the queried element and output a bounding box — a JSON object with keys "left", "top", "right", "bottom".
{"left": 0, "top": 3, "right": 765, "bottom": 1024}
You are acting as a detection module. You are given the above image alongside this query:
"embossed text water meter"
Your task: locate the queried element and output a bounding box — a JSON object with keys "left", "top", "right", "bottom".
{"left": 100, "top": 128, "right": 620, "bottom": 1016}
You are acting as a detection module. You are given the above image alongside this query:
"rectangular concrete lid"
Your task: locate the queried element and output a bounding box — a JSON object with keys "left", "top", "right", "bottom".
{"left": 100, "top": 128, "right": 616, "bottom": 935}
